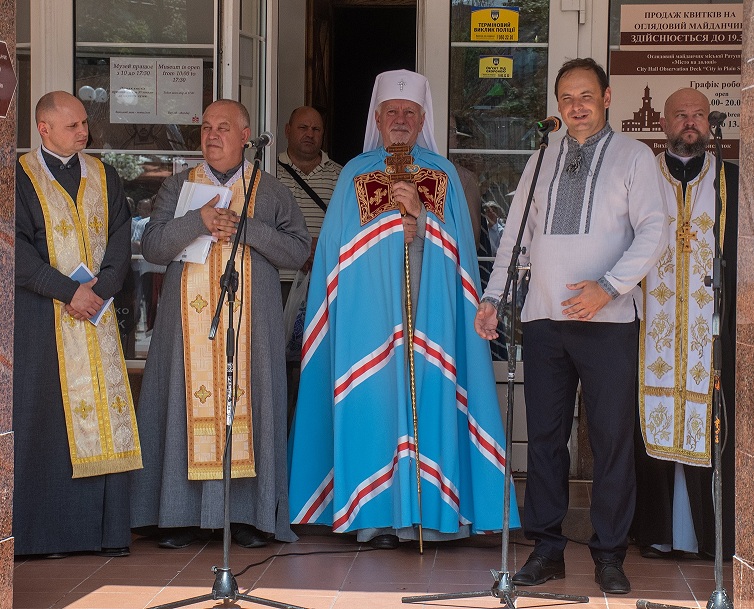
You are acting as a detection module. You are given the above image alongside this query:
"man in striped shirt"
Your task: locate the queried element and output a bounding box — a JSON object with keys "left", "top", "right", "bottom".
{"left": 277, "top": 106, "right": 342, "bottom": 423}
{"left": 277, "top": 106, "right": 342, "bottom": 275}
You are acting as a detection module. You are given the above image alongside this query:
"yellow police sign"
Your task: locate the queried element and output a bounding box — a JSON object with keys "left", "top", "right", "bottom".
{"left": 471, "top": 7, "right": 520, "bottom": 42}
{"left": 479, "top": 56, "right": 514, "bottom": 79}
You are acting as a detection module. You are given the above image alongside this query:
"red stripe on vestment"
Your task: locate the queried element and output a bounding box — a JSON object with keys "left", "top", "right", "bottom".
{"left": 468, "top": 414, "right": 506, "bottom": 472}
{"left": 338, "top": 215, "right": 403, "bottom": 269}
{"left": 333, "top": 327, "right": 404, "bottom": 404}
{"left": 413, "top": 331, "right": 457, "bottom": 381}
{"left": 294, "top": 472, "right": 335, "bottom": 524}
{"left": 425, "top": 218, "right": 479, "bottom": 305}
{"left": 332, "top": 439, "right": 411, "bottom": 531}
{"left": 302, "top": 216, "right": 403, "bottom": 367}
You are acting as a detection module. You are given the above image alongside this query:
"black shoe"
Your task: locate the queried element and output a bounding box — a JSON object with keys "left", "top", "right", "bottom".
{"left": 594, "top": 560, "right": 631, "bottom": 594}
{"left": 640, "top": 545, "right": 674, "bottom": 559}
{"left": 231, "top": 524, "right": 268, "bottom": 548}
{"left": 97, "top": 547, "right": 130, "bottom": 557}
{"left": 157, "top": 527, "right": 201, "bottom": 549}
{"left": 369, "top": 534, "right": 400, "bottom": 550}
{"left": 512, "top": 552, "right": 566, "bottom": 586}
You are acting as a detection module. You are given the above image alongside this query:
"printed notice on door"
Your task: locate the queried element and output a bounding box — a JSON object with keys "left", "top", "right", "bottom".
{"left": 110, "top": 58, "right": 203, "bottom": 125}
{"left": 609, "top": 4, "right": 742, "bottom": 159}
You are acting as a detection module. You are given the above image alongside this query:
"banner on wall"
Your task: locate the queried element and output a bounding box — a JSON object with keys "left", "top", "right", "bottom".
{"left": 609, "top": 4, "right": 742, "bottom": 159}
{"left": 110, "top": 58, "right": 203, "bottom": 125}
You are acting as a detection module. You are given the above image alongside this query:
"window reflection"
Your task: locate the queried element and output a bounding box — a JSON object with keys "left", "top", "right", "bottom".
{"left": 449, "top": 0, "right": 548, "bottom": 360}
{"left": 76, "top": 0, "right": 214, "bottom": 45}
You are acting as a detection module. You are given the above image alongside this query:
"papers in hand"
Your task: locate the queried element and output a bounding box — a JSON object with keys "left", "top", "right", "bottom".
{"left": 173, "top": 181, "right": 233, "bottom": 264}
{"left": 69, "top": 262, "right": 113, "bottom": 326}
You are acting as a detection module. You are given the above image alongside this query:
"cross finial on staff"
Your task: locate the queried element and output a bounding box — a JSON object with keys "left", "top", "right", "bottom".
{"left": 398, "top": 79, "right": 406, "bottom": 91}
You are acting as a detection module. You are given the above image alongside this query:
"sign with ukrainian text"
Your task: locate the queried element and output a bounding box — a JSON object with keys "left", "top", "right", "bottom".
{"left": 470, "top": 7, "right": 519, "bottom": 42}
{"left": 479, "top": 56, "right": 514, "bottom": 79}
{"left": 110, "top": 57, "right": 203, "bottom": 125}
{"left": 619, "top": 5, "right": 742, "bottom": 50}
{"left": 609, "top": 4, "right": 742, "bottom": 159}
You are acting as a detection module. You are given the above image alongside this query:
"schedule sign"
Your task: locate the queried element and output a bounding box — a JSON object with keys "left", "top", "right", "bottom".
{"left": 110, "top": 57, "right": 203, "bottom": 125}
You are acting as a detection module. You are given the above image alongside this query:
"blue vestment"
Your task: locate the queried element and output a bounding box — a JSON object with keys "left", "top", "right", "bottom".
{"left": 288, "top": 145, "right": 519, "bottom": 536}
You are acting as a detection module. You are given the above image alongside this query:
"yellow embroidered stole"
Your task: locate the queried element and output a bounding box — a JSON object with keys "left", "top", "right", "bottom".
{"left": 19, "top": 150, "right": 142, "bottom": 478}
{"left": 182, "top": 163, "right": 258, "bottom": 480}
{"left": 640, "top": 152, "right": 726, "bottom": 467}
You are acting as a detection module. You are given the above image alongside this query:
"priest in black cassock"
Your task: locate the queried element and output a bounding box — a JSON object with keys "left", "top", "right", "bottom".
{"left": 14, "top": 91, "right": 141, "bottom": 557}
{"left": 633, "top": 87, "right": 737, "bottom": 560}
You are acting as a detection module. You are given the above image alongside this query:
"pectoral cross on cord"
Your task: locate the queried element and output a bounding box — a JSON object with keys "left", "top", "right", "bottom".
{"left": 678, "top": 220, "right": 697, "bottom": 253}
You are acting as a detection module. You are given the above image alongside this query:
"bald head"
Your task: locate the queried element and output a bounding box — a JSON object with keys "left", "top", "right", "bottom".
{"left": 660, "top": 88, "right": 711, "bottom": 157}
{"left": 663, "top": 88, "right": 710, "bottom": 119}
{"left": 200, "top": 99, "right": 252, "bottom": 173}
{"left": 285, "top": 106, "right": 324, "bottom": 171}
{"left": 35, "top": 91, "right": 89, "bottom": 157}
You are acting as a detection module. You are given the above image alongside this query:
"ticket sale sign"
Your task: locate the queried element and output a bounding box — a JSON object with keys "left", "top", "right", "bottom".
{"left": 609, "top": 4, "right": 742, "bottom": 159}
{"left": 470, "top": 7, "right": 519, "bottom": 42}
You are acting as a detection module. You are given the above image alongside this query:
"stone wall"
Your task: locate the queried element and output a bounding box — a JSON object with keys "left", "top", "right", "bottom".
{"left": 0, "top": 1, "right": 16, "bottom": 607}
{"left": 735, "top": 1, "right": 754, "bottom": 607}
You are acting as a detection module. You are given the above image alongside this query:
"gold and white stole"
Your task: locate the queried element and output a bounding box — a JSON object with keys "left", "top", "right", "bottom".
{"left": 640, "top": 152, "right": 726, "bottom": 467}
{"left": 19, "top": 149, "right": 142, "bottom": 478}
{"left": 182, "top": 162, "right": 259, "bottom": 480}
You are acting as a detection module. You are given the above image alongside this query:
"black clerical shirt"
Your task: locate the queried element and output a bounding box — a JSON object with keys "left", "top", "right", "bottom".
{"left": 663, "top": 152, "right": 704, "bottom": 197}
{"left": 41, "top": 149, "right": 82, "bottom": 201}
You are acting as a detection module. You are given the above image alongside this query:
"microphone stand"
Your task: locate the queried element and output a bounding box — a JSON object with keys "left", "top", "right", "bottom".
{"left": 149, "top": 144, "right": 306, "bottom": 609}
{"left": 402, "top": 126, "right": 588, "bottom": 609}
{"left": 636, "top": 122, "right": 733, "bottom": 609}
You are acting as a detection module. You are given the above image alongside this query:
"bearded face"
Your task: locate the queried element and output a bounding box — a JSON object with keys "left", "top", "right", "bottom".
{"left": 661, "top": 90, "right": 711, "bottom": 158}
{"left": 667, "top": 126, "right": 710, "bottom": 157}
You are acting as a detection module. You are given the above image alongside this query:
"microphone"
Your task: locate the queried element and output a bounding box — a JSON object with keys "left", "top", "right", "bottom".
{"left": 708, "top": 111, "right": 727, "bottom": 129}
{"left": 246, "top": 131, "right": 273, "bottom": 149}
{"left": 536, "top": 116, "right": 561, "bottom": 134}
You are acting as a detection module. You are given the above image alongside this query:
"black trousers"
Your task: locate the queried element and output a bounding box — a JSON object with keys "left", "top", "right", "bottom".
{"left": 522, "top": 318, "right": 638, "bottom": 563}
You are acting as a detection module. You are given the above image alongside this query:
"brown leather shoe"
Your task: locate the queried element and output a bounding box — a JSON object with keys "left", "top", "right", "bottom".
{"left": 512, "top": 552, "right": 566, "bottom": 586}
{"left": 594, "top": 560, "right": 631, "bottom": 594}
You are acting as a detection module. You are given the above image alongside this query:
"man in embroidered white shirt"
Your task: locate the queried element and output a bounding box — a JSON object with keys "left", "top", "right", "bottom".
{"left": 475, "top": 58, "right": 667, "bottom": 595}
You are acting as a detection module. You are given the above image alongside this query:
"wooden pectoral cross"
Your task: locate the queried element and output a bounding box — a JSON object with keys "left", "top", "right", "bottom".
{"left": 677, "top": 221, "right": 698, "bottom": 253}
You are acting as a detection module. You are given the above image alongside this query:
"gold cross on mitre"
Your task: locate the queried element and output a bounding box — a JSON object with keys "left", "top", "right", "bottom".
{"left": 677, "top": 220, "right": 698, "bottom": 253}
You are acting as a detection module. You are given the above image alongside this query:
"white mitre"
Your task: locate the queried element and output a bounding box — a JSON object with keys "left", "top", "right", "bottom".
{"left": 363, "top": 69, "right": 439, "bottom": 154}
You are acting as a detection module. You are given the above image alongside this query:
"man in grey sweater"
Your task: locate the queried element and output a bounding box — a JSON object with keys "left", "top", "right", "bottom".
{"left": 130, "top": 99, "right": 310, "bottom": 550}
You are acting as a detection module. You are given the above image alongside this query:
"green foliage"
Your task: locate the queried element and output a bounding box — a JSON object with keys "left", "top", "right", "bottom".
{"left": 102, "top": 153, "right": 150, "bottom": 182}
{"left": 76, "top": 0, "right": 189, "bottom": 44}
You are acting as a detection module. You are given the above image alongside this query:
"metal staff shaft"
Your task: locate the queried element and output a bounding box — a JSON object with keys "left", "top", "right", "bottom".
{"left": 404, "top": 235, "right": 424, "bottom": 554}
